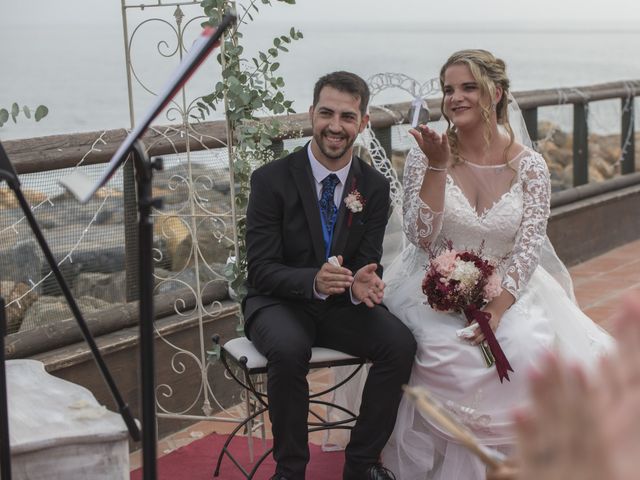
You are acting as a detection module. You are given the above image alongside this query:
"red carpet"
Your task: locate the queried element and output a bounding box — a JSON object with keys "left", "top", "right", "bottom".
{"left": 130, "top": 434, "right": 345, "bottom": 480}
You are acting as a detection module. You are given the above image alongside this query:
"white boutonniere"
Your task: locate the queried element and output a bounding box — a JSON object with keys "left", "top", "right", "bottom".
{"left": 344, "top": 187, "right": 365, "bottom": 227}
{"left": 344, "top": 190, "right": 364, "bottom": 213}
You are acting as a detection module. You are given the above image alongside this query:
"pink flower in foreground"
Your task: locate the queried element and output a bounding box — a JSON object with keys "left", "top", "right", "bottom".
{"left": 432, "top": 249, "right": 458, "bottom": 276}
{"left": 483, "top": 272, "right": 502, "bottom": 300}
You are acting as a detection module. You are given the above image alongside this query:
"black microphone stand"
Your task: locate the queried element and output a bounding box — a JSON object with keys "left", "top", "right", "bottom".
{"left": 131, "top": 141, "right": 163, "bottom": 480}
{"left": 57, "top": 14, "right": 237, "bottom": 480}
{"left": 0, "top": 143, "right": 141, "bottom": 480}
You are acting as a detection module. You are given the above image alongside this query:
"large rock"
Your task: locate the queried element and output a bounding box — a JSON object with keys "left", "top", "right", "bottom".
{"left": 39, "top": 260, "right": 81, "bottom": 297}
{"left": 154, "top": 216, "right": 190, "bottom": 267}
{"left": 154, "top": 266, "right": 228, "bottom": 302}
{"left": 92, "top": 207, "right": 124, "bottom": 226}
{"left": 5, "top": 282, "right": 38, "bottom": 334}
{"left": 539, "top": 140, "right": 572, "bottom": 168}
{"left": 0, "top": 239, "right": 42, "bottom": 284}
{"left": 73, "top": 271, "right": 128, "bottom": 304}
{"left": 153, "top": 162, "right": 231, "bottom": 206}
{"left": 0, "top": 188, "right": 18, "bottom": 209}
{"left": 73, "top": 268, "right": 174, "bottom": 303}
{"left": 1, "top": 281, "right": 14, "bottom": 298}
{"left": 21, "top": 295, "right": 111, "bottom": 332}
{"left": 171, "top": 224, "right": 234, "bottom": 272}
{"left": 40, "top": 245, "right": 127, "bottom": 296}
{"left": 538, "top": 121, "right": 569, "bottom": 148}
{"left": 0, "top": 187, "right": 48, "bottom": 210}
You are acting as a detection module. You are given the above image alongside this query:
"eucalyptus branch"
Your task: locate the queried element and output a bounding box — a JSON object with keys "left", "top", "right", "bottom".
{"left": 200, "top": 0, "right": 302, "bottom": 305}
{"left": 233, "top": 0, "right": 261, "bottom": 32}
{"left": 0, "top": 103, "right": 49, "bottom": 128}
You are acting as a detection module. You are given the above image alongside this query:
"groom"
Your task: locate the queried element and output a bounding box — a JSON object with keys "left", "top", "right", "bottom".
{"left": 243, "top": 71, "right": 416, "bottom": 480}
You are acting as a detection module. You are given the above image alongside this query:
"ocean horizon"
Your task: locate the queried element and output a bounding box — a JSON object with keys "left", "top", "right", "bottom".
{"left": 1, "top": 12, "right": 639, "bottom": 140}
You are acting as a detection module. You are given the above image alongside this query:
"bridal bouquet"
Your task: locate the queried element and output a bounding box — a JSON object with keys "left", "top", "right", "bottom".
{"left": 422, "top": 244, "right": 513, "bottom": 382}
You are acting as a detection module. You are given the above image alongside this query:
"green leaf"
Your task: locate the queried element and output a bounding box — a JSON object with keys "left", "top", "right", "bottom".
{"left": 11, "top": 103, "right": 19, "bottom": 123}
{"left": 34, "top": 105, "right": 49, "bottom": 122}
{"left": 22, "top": 105, "right": 31, "bottom": 119}
{"left": 202, "top": 93, "right": 216, "bottom": 105}
{"left": 0, "top": 109, "right": 8, "bottom": 127}
{"left": 269, "top": 61, "right": 280, "bottom": 72}
{"left": 239, "top": 91, "right": 251, "bottom": 105}
{"left": 259, "top": 136, "right": 272, "bottom": 147}
{"left": 223, "top": 262, "right": 235, "bottom": 278}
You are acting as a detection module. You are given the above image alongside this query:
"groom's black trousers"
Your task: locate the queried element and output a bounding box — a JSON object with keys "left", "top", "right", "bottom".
{"left": 248, "top": 298, "right": 416, "bottom": 480}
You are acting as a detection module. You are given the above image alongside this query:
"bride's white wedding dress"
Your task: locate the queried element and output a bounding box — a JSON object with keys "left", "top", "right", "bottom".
{"left": 380, "top": 146, "right": 613, "bottom": 480}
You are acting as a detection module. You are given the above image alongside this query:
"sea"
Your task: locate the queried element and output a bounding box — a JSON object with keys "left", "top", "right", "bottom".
{"left": 1, "top": 8, "right": 639, "bottom": 141}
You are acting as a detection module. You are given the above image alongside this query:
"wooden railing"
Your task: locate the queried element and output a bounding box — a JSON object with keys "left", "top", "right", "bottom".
{"left": 5, "top": 80, "right": 639, "bottom": 187}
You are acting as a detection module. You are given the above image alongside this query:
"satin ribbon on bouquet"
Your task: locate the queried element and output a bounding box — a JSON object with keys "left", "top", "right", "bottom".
{"left": 463, "top": 304, "right": 514, "bottom": 383}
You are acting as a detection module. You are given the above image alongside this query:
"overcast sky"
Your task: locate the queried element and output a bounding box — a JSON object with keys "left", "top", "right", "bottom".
{"left": 254, "top": 0, "right": 640, "bottom": 25}
{"left": 2, "top": 0, "right": 640, "bottom": 27}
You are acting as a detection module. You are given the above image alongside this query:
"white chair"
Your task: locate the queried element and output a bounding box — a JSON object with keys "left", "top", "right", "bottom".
{"left": 213, "top": 335, "right": 367, "bottom": 479}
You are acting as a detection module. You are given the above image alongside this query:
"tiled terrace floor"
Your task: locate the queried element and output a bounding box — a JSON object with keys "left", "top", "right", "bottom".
{"left": 130, "top": 238, "right": 640, "bottom": 471}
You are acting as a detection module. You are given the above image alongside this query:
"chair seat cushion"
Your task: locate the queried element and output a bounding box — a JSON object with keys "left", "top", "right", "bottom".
{"left": 223, "top": 337, "right": 364, "bottom": 372}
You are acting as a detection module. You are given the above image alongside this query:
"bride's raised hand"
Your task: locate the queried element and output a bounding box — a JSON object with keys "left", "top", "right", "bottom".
{"left": 409, "top": 124, "right": 450, "bottom": 168}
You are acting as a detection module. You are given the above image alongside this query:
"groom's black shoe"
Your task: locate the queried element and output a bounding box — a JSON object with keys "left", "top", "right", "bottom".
{"left": 343, "top": 462, "right": 396, "bottom": 480}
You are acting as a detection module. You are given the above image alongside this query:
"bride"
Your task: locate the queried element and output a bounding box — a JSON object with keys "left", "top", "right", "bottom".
{"left": 380, "top": 49, "right": 613, "bottom": 479}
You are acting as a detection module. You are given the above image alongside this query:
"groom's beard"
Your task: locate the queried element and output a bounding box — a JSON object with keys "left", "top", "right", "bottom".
{"left": 313, "top": 128, "right": 357, "bottom": 161}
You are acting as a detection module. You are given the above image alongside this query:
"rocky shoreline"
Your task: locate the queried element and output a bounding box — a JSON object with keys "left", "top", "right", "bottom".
{"left": 390, "top": 123, "right": 640, "bottom": 192}
{"left": 0, "top": 161, "right": 233, "bottom": 334}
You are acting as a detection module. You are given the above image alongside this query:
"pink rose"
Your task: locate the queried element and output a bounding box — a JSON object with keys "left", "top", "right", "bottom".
{"left": 432, "top": 249, "right": 458, "bottom": 276}
{"left": 483, "top": 272, "right": 502, "bottom": 300}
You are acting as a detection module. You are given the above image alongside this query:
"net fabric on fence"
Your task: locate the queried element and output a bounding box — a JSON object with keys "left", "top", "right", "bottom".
{"left": 0, "top": 162, "right": 128, "bottom": 335}
{"left": 0, "top": 142, "right": 235, "bottom": 339}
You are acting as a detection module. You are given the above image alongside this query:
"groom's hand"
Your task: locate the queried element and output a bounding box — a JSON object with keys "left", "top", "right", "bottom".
{"left": 315, "top": 255, "right": 354, "bottom": 296}
{"left": 352, "top": 263, "right": 385, "bottom": 308}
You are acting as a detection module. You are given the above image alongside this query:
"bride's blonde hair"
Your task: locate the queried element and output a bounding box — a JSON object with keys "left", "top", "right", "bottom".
{"left": 439, "top": 49, "right": 515, "bottom": 164}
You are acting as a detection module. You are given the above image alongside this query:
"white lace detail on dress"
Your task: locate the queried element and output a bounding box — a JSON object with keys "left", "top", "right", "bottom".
{"left": 501, "top": 152, "right": 550, "bottom": 299}
{"left": 399, "top": 147, "right": 550, "bottom": 301}
{"left": 403, "top": 148, "right": 444, "bottom": 249}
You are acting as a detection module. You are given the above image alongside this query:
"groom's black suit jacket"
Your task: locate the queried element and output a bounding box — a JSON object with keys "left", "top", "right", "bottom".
{"left": 242, "top": 144, "right": 391, "bottom": 336}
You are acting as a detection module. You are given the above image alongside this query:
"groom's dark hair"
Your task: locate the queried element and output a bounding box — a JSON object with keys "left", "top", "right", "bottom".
{"left": 312, "top": 71, "right": 370, "bottom": 116}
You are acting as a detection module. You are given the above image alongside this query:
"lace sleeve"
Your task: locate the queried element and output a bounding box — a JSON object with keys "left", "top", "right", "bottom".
{"left": 402, "top": 147, "right": 444, "bottom": 249}
{"left": 502, "top": 151, "right": 551, "bottom": 299}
